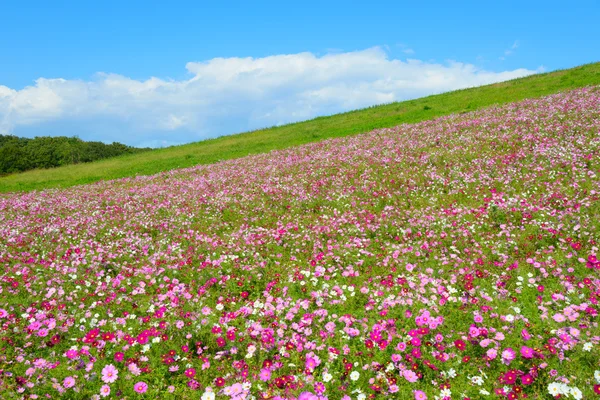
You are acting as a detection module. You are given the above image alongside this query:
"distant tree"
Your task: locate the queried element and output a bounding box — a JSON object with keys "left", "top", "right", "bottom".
{"left": 0, "top": 134, "right": 152, "bottom": 175}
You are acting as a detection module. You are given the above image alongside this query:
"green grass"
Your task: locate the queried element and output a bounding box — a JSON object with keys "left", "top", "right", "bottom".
{"left": 1, "top": 62, "right": 599, "bottom": 193}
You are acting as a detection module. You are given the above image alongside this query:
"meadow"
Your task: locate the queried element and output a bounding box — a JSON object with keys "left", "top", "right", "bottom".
{"left": 0, "top": 85, "right": 599, "bottom": 399}
{"left": 1, "top": 62, "right": 599, "bottom": 193}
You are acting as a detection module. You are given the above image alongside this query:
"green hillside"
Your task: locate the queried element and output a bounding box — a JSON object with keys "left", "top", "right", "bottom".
{"left": 1, "top": 62, "right": 599, "bottom": 193}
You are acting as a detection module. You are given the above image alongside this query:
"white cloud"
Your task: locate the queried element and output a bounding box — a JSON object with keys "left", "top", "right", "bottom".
{"left": 0, "top": 47, "right": 539, "bottom": 147}
{"left": 396, "top": 43, "right": 415, "bottom": 55}
{"left": 501, "top": 40, "right": 520, "bottom": 59}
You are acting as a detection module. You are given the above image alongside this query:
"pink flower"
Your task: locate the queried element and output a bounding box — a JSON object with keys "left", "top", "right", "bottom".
{"left": 128, "top": 363, "right": 141, "bottom": 376}
{"left": 134, "top": 381, "right": 148, "bottom": 393}
{"left": 402, "top": 369, "right": 418, "bottom": 383}
{"left": 552, "top": 314, "right": 566, "bottom": 322}
{"left": 469, "top": 326, "right": 480, "bottom": 337}
{"left": 414, "top": 390, "right": 428, "bottom": 400}
{"left": 259, "top": 368, "right": 271, "bottom": 381}
{"left": 100, "top": 385, "right": 111, "bottom": 397}
{"left": 501, "top": 347, "right": 516, "bottom": 364}
{"left": 63, "top": 376, "right": 75, "bottom": 388}
{"left": 101, "top": 364, "right": 118, "bottom": 383}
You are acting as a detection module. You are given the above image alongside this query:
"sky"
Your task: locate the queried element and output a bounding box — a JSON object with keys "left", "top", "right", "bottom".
{"left": 0, "top": 1, "right": 598, "bottom": 148}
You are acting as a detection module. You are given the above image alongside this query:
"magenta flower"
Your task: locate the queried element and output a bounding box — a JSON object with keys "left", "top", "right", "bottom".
{"left": 521, "top": 374, "right": 534, "bottom": 386}
{"left": 184, "top": 368, "right": 196, "bottom": 378}
{"left": 259, "top": 368, "right": 271, "bottom": 381}
{"left": 314, "top": 381, "right": 325, "bottom": 394}
{"left": 65, "top": 349, "right": 78, "bottom": 359}
{"left": 520, "top": 346, "right": 534, "bottom": 359}
{"left": 134, "top": 381, "right": 148, "bottom": 393}
{"left": 299, "top": 393, "right": 319, "bottom": 400}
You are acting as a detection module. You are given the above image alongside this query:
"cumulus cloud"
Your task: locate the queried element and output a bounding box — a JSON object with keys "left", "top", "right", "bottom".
{"left": 0, "top": 47, "right": 539, "bottom": 147}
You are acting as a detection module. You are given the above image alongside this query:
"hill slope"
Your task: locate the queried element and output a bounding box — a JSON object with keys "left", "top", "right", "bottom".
{"left": 1, "top": 86, "right": 599, "bottom": 397}
{"left": 1, "top": 62, "right": 599, "bottom": 192}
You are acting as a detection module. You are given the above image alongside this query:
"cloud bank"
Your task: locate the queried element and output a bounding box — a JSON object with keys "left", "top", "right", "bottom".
{"left": 0, "top": 47, "right": 539, "bottom": 147}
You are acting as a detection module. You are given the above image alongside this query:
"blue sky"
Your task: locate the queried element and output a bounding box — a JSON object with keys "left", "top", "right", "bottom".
{"left": 0, "top": 0, "right": 598, "bottom": 147}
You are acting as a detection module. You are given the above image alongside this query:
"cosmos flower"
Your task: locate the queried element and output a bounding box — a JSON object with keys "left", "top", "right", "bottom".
{"left": 101, "top": 364, "right": 118, "bottom": 383}
{"left": 63, "top": 376, "right": 75, "bottom": 389}
{"left": 134, "top": 381, "right": 148, "bottom": 393}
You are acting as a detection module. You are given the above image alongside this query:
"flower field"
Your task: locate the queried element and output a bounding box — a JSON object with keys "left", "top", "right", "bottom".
{"left": 1, "top": 87, "right": 599, "bottom": 399}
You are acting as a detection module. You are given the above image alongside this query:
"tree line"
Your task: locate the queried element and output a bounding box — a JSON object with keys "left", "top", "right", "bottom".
{"left": 0, "top": 135, "right": 152, "bottom": 175}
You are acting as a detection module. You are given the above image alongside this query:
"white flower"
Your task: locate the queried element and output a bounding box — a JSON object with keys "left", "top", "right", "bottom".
{"left": 201, "top": 388, "right": 215, "bottom": 400}
{"left": 595, "top": 370, "right": 600, "bottom": 383}
{"left": 471, "top": 376, "right": 484, "bottom": 386}
{"left": 583, "top": 342, "right": 593, "bottom": 351}
{"left": 242, "top": 382, "right": 251, "bottom": 390}
{"left": 440, "top": 388, "right": 451, "bottom": 397}
{"left": 570, "top": 387, "right": 583, "bottom": 400}
{"left": 447, "top": 368, "right": 456, "bottom": 378}
{"left": 350, "top": 371, "right": 360, "bottom": 381}
{"left": 323, "top": 372, "right": 332, "bottom": 382}
{"left": 558, "top": 383, "right": 570, "bottom": 395}
{"left": 357, "top": 394, "right": 366, "bottom": 400}
{"left": 505, "top": 314, "right": 515, "bottom": 322}
{"left": 479, "top": 389, "right": 490, "bottom": 395}
{"left": 548, "top": 382, "right": 567, "bottom": 396}
{"left": 215, "top": 303, "right": 224, "bottom": 311}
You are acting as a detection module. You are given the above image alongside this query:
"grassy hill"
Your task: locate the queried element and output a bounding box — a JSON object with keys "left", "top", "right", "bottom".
{"left": 1, "top": 62, "right": 599, "bottom": 193}
{"left": 1, "top": 83, "right": 599, "bottom": 398}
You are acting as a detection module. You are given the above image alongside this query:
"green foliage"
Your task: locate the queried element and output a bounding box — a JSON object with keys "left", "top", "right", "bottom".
{"left": 1, "top": 62, "right": 600, "bottom": 192}
{"left": 0, "top": 135, "right": 151, "bottom": 176}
